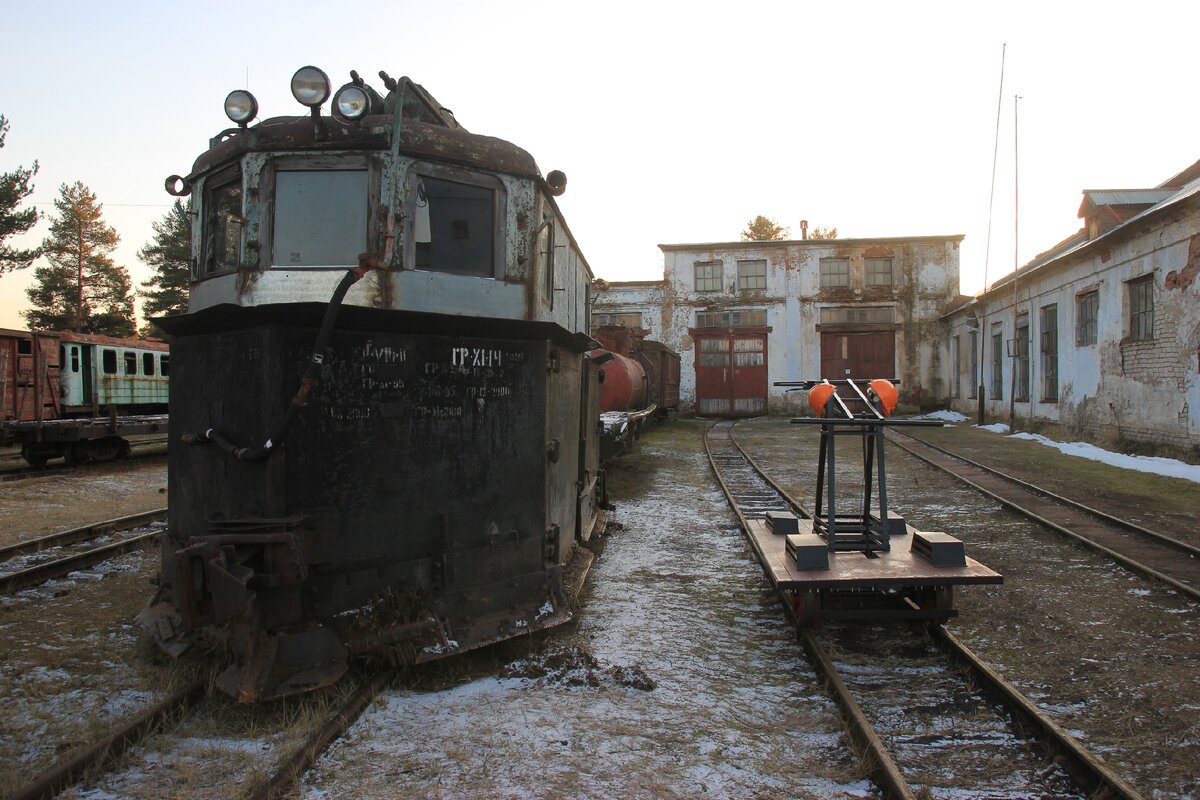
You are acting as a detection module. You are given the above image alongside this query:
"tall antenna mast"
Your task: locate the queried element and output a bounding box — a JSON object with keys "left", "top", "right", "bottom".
{"left": 978, "top": 43, "right": 1006, "bottom": 425}
{"left": 1008, "top": 93, "right": 1022, "bottom": 431}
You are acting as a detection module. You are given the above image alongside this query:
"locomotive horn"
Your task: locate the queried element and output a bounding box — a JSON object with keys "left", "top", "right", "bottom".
{"left": 546, "top": 170, "right": 568, "bottom": 196}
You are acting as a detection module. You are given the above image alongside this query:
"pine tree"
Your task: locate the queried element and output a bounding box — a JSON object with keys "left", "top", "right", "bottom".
{"left": 25, "top": 181, "right": 135, "bottom": 336}
{"left": 0, "top": 114, "right": 41, "bottom": 275}
{"left": 138, "top": 199, "right": 192, "bottom": 335}
{"left": 740, "top": 215, "right": 789, "bottom": 241}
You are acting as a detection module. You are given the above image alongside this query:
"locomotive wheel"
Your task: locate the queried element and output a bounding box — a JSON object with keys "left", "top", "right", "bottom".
{"left": 20, "top": 443, "right": 61, "bottom": 468}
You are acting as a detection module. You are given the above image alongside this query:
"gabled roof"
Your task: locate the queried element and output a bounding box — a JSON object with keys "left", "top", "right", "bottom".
{"left": 1078, "top": 189, "right": 1173, "bottom": 217}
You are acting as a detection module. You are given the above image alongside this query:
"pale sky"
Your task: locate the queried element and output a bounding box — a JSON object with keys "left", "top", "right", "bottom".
{"left": 1, "top": 0, "right": 1196, "bottom": 329}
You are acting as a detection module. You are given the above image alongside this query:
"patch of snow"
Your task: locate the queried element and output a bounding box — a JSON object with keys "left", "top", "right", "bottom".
{"left": 909, "top": 409, "right": 968, "bottom": 423}
{"left": 975, "top": 423, "right": 1011, "bottom": 434}
{"left": 1127, "top": 588, "right": 1152, "bottom": 597}
{"left": 1007, "top": 431, "right": 1200, "bottom": 484}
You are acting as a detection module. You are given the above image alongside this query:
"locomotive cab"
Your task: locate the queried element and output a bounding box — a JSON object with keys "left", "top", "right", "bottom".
{"left": 141, "top": 67, "right": 605, "bottom": 701}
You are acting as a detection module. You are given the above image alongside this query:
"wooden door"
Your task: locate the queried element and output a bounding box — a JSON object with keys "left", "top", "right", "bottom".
{"left": 695, "top": 333, "right": 768, "bottom": 416}
{"left": 820, "top": 332, "right": 895, "bottom": 381}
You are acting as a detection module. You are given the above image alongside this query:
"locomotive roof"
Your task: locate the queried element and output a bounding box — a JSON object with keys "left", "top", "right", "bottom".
{"left": 188, "top": 116, "right": 539, "bottom": 184}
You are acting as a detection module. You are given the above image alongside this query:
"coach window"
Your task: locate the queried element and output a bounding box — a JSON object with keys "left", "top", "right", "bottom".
{"left": 124, "top": 352, "right": 137, "bottom": 376}
{"left": 201, "top": 166, "right": 243, "bottom": 278}
{"left": 271, "top": 163, "right": 369, "bottom": 268}
{"left": 70, "top": 346, "right": 79, "bottom": 372}
{"left": 160, "top": 355, "right": 170, "bottom": 376}
{"left": 410, "top": 164, "right": 504, "bottom": 278}
{"left": 143, "top": 353, "right": 155, "bottom": 376}
{"left": 102, "top": 349, "right": 117, "bottom": 375}
{"left": 18, "top": 339, "right": 31, "bottom": 355}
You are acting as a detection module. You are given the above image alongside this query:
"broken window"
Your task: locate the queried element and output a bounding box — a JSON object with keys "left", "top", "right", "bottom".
{"left": 990, "top": 325, "right": 1003, "bottom": 399}
{"left": 819, "top": 257, "right": 849, "bottom": 288}
{"left": 695, "top": 309, "right": 767, "bottom": 328}
{"left": 593, "top": 312, "right": 643, "bottom": 328}
{"left": 412, "top": 172, "right": 500, "bottom": 277}
{"left": 273, "top": 169, "right": 368, "bottom": 267}
{"left": 202, "top": 167, "right": 243, "bottom": 277}
{"left": 143, "top": 353, "right": 155, "bottom": 376}
{"left": 124, "top": 352, "right": 137, "bottom": 376}
{"left": 102, "top": 349, "right": 117, "bottom": 375}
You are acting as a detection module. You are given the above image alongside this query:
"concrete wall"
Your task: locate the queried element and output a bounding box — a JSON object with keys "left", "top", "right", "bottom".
{"left": 943, "top": 191, "right": 1200, "bottom": 449}
{"left": 594, "top": 236, "right": 962, "bottom": 413}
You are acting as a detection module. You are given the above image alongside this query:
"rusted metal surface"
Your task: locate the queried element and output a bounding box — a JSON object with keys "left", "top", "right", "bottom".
{"left": 6, "top": 678, "right": 207, "bottom": 800}
{"left": 148, "top": 308, "right": 598, "bottom": 701}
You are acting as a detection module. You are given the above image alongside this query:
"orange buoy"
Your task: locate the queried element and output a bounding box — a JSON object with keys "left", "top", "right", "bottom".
{"left": 869, "top": 379, "right": 898, "bottom": 416}
{"left": 808, "top": 382, "right": 836, "bottom": 416}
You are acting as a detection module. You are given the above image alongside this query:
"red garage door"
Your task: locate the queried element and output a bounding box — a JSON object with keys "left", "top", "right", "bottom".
{"left": 820, "top": 331, "right": 895, "bottom": 381}
{"left": 695, "top": 333, "right": 768, "bottom": 416}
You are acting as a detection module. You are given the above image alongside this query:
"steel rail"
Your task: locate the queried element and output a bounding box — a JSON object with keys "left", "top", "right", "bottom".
{"left": 710, "top": 419, "right": 1148, "bottom": 799}
{"left": 6, "top": 677, "right": 207, "bottom": 800}
{"left": 703, "top": 421, "right": 914, "bottom": 799}
{"left": 925, "top": 619, "right": 1144, "bottom": 799}
{"left": 885, "top": 430, "right": 1200, "bottom": 602}
{"left": 244, "top": 670, "right": 396, "bottom": 800}
{"left": 0, "top": 530, "right": 159, "bottom": 594}
{"left": 888, "top": 429, "right": 1199, "bottom": 557}
{"left": 0, "top": 508, "right": 167, "bottom": 564}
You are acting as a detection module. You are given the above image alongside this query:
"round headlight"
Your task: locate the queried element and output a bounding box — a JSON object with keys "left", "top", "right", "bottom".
{"left": 223, "top": 90, "right": 258, "bottom": 126}
{"left": 291, "top": 66, "right": 331, "bottom": 108}
{"left": 334, "top": 85, "right": 370, "bottom": 120}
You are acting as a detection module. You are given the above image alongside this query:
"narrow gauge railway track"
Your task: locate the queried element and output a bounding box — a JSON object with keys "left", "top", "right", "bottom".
{"left": 0, "top": 509, "right": 166, "bottom": 594}
{"left": 705, "top": 420, "right": 1143, "bottom": 799}
{"left": 7, "top": 672, "right": 392, "bottom": 800}
{"left": 885, "top": 428, "right": 1200, "bottom": 602}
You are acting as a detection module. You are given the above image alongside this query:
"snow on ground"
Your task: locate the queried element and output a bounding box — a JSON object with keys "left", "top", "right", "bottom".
{"left": 909, "top": 409, "right": 1199, "bottom": 484}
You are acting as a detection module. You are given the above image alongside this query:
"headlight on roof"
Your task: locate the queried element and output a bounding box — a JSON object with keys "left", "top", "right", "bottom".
{"left": 223, "top": 90, "right": 258, "bottom": 126}
{"left": 291, "top": 66, "right": 331, "bottom": 108}
{"left": 333, "top": 84, "right": 370, "bottom": 120}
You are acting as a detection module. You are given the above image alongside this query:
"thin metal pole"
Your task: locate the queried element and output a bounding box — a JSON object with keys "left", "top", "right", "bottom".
{"left": 978, "top": 43, "right": 1005, "bottom": 425}
{"left": 1008, "top": 94, "right": 1021, "bottom": 432}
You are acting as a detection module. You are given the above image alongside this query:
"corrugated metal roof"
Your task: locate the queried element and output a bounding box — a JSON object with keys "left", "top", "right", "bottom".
{"left": 1079, "top": 189, "right": 1173, "bottom": 208}
{"left": 981, "top": 176, "right": 1200, "bottom": 299}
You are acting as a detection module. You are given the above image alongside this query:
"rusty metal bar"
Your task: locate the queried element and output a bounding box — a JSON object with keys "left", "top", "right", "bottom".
{"left": 0, "top": 530, "right": 158, "bottom": 594}
{"left": 798, "top": 629, "right": 917, "bottom": 800}
{"left": 7, "top": 678, "right": 206, "bottom": 800}
{"left": 245, "top": 670, "right": 396, "bottom": 800}
{"left": 927, "top": 623, "right": 1145, "bottom": 800}
{"left": 0, "top": 508, "right": 167, "bottom": 563}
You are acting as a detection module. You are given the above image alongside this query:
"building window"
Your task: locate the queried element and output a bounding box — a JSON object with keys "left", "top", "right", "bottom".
{"left": 736, "top": 260, "right": 767, "bottom": 292}
{"left": 593, "top": 312, "right": 643, "bottom": 328}
{"left": 1013, "top": 313, "right": 1030, "bottom": 402}
{"left": 695, "top": 309, "right": 767, "bottom": 328}
{"left": 990, "top": 325, "right": 1003, "bottom": 399}
{"left": 819, "top": 306, "right": 894, "bottom": 325}
{"left": 1040, "top": 305, "right": 1058, "bottom": 403}
{"left": 967, "top": 330, "right": 978, "bottom": 399}
{"left": 819, "top": 257, "right": 849, "bottom": 288}
{"left": 1076, "top": 291, "right": 1098, "bottom": 346}
{"left": 951, "top": 335, "right": 961, "bottom": 398}
{"left": 865, "top": 257, "right": 893, "bottom": 287}
{"left": 1128, "top": 275, "right": 1154, "bottom": 341}
{"left": 694, "top": 261, "right": 722, "bottom": 292}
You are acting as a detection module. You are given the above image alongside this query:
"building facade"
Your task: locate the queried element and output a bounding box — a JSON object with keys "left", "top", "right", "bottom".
{"left": 594, "top": 236, "right": 963, "bottom": 414}
{"left": 942, "top": 162, "right": 1200, "bottom": 450}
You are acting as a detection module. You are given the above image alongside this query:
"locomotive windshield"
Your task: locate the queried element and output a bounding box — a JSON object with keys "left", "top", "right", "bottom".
{"left": 201, "top": 167, "right": 243, "bottom": 277}
{"left": 412, "top": 170, "right": 501, "bottom": 277}
{"left": 273, "top": 169, "right": 368, "bottom": 267}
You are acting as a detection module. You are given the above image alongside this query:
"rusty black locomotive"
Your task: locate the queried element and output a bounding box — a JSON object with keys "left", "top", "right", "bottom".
{"left": 139, "top": 67, "right": 609, "bottom": 701}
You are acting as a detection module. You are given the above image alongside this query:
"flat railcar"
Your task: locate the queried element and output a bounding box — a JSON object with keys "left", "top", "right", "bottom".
{"left": 140, "top": 66, "right": 607, "bottom": 701}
